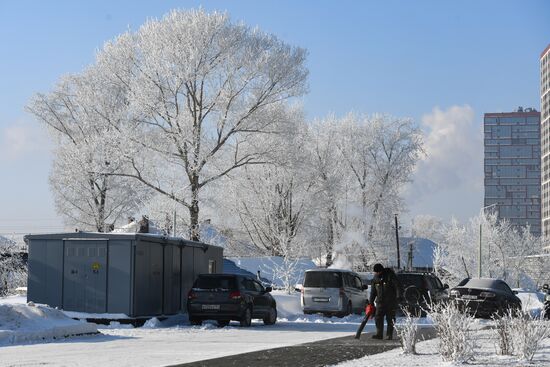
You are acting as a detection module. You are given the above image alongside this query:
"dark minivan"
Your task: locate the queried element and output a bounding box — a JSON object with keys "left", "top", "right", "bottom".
{"left": 187, "top": 274, "right": 277, "bottom": 327}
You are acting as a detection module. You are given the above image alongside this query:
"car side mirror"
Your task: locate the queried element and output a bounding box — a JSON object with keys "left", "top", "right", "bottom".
{"left": 295, "top": 284, "right": 303, "bottom": 292}
{"left": 444, "top": 284, "right": 449, "bottom": 289}
{"left": 265, "top": 286, "right": 273, "bottom": 293}
{"left": 543, "top": 283, "right": 549, "bottom": 290}
{"left": 362, "top": 285, "right": 368, "bottom": 290}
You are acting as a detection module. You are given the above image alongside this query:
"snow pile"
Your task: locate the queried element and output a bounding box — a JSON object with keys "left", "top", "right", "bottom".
{"left": 515, "top": 289, "right": 546, "bottom": 317}
{"left": 0, "top": 302, "right": 98, "bottom": 345}
{"left": 113, "top": 219, "right": 162, "bottom": 234}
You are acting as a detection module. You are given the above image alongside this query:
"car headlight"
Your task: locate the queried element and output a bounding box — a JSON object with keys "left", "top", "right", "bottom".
{"left": 450, "top": 290, "right": 460, "bottom": 297}
{"left": 545, "top": 294, "right": 550, "bottom": 302}
{"left": 480, "top": 291, "right": 496, "bottom": 298}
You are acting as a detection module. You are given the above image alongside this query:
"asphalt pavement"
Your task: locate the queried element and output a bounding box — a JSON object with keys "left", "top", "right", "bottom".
{"left": 172, "top": 327, "right": 437, "bottom": 367}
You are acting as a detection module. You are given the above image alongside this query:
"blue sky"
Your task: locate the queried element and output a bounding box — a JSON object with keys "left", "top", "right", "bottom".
{"left": 1, "top": 0, "right": 549, "bottom": 234}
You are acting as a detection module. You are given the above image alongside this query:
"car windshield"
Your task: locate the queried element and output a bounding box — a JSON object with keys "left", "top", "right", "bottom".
{"left": 194, "top": 276, "right": 237, "bottom": 290}
{"left": 461, "top": 278, "right": 499, "bottom": 289}
{"left": 304, "top": 271, "right": 342, "bottom": 288}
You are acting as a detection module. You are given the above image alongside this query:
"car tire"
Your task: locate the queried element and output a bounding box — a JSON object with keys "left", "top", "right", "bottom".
{"left": 338, "top": 302, "right": 352, "bottom": 318}
{"left": 217, "top": 319, "right": 230, "bottom": 327}
{"left": 263, "top": 306, "right": 277, "bottom": 325}
{"left": 240, "top": 307, "right": 252, "bottom": 327}
{"left": 190, "top": 317, "right": 202, "bottom": 326}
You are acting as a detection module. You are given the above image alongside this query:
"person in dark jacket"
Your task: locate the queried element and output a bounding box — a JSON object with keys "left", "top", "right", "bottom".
{"left": 369, "top": 263, "right": 402, "bottom": 340}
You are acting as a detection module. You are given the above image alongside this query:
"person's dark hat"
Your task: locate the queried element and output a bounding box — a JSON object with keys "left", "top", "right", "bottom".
{"left": 373, "top": 263, "right": 384, "bottom": 273}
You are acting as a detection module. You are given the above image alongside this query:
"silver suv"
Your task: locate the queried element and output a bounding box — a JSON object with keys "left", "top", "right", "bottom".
{"left": 301, "top": 269, "right": 368, "bottom": 317}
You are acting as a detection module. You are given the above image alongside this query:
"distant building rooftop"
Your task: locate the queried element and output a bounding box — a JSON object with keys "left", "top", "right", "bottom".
{"left": 484, "top": 107, "right": 539, "bottom": 117}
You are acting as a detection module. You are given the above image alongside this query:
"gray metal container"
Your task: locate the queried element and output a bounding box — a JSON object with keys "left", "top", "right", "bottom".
{"left": 25, "top": 232, "right": 223, "bottom": 317}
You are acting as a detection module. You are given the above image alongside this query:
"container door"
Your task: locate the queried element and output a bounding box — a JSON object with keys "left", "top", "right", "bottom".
{"left": 133, "top": 241, "right": 163, "bottom": 316}
{"left": 63, "top": 240, "right": 107, "bottom": 313}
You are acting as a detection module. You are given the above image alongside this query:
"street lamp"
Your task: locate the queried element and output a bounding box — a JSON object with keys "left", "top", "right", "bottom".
{"left": 479, "top": 203, "right": 498, "bottom": 277}
{"left": 394, "top": 214, "right": 401, "bottom": 270}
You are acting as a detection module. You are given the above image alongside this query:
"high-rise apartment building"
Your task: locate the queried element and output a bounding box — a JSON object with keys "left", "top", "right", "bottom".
{"left": 484, "top": 108, "right": 541, "bottom": 236}
{"left": 541, "top": 44, "right": 550, "bottom": 240}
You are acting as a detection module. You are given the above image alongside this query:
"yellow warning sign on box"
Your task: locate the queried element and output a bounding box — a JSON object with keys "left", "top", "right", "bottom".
{"left": 91, "top": 262, "right": 101, "bottom": 271}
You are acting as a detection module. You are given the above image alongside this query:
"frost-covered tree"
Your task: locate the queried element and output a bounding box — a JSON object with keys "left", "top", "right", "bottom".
{"left": 227, "top": 121, "right": 313, "bottom": 257}
{"left": 435, "top": 211, "right": 543, "bottom": 287}
{"left": 310, "top": 113, "right": 422, "bottom": 268}
{"left": 360, "top": 115, "right": 422, "bottom": 262}
{"left": 49, "top": 142, "right": 149, "bottom": 231}
{"left": 305, "top": 117, "right": 348, "bottom": 266}
{"left": 97, "top": 9, "right": 308, "bottom": 240}
{"left": 27, "top": 68, "right": 149, "bottom": 231}
{"left": 410, "top": 215, "right": 445, "bottom": 242}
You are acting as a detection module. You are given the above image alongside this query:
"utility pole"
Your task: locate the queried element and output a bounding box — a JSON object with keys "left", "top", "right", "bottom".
{"left": 394, "top": 214, "right": 401, "bottom": 270}
{"left": 407, "top": 242, "right": 414, "bottom": 271}
{"left": 478, "top": 223, "right": 482, "bottom": 277}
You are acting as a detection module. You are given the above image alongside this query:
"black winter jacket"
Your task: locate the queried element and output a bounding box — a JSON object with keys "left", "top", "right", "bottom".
{"left": 369, "top": 268, "right": 402, "bottom": 308}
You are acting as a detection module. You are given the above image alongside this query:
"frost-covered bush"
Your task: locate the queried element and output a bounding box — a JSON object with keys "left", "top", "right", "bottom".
{"left": 428, "top": 301, "right": 476, "bottom": 363}
{"left": 395, "top": 307, "right": 419, "bottom": 354}
{"left": 492, "top": 309, "right": 515, "bottom": 355}
{"left": 510, "top": 312, "right": 550, "bottom": 362}
{"left": 0, "top": 246, "right": 27, "bottom": 296}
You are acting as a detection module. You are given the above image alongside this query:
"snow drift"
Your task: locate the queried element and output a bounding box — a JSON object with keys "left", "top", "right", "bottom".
{"left": 0, "top": 302, "right": 98, "bottom": 345}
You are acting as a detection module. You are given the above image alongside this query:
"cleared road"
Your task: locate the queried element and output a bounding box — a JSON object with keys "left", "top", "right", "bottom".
{"left": 173, "top": 327, "right": 437, "bottom": 367}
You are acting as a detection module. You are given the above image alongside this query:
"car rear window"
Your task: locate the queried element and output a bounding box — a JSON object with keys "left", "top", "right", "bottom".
{"left": 397, "top": 274, "right": 424, "bottom": 288}
{"left": 194, "top": 276, "right": 237, "bottom": 290}
{"left": 304, "top": 272, "right": 342, "bottom": 288}
{"left": 462, "top": 278, "right": 499, "bottom": 289}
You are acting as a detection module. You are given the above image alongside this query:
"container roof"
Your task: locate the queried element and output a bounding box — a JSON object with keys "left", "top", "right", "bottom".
{"left": 24, "top": 232, "right": 220, "bottom": 249}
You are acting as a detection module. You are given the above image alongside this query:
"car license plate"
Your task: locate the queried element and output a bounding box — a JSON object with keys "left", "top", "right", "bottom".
{"left": 462, "top": 295, "right": 477, "bottom": 300}
{"left": 202, "top": 304, "right": 220, "bottom": 310}
{"left": 313, "top": 297, "right": 330, "bottom": 302}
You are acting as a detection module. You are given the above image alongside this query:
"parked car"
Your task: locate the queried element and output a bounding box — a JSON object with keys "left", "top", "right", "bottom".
{"left": 449, "top": 277, "right": 522, "bottom": 318}
{"left": 187, "top": 274, "right": 277, "bottom": 327}
{"left": 395, "top": 271, "right": 449, "bottom": 316}
{"left": 301, "top": 269, "right": 368, "bottom": 317}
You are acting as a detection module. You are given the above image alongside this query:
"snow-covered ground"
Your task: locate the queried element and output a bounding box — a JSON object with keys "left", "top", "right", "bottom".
{"left": 333, "top": 326, "right": 550, "bottom": 367}
{"left": 334, "top": 290, "right": 550, "bottom": 367}
{"left": 0, "top": 291, "right": 378, "bottom": 366}
{"left": 1, "top": 290, "right": 548, "bottom": 367}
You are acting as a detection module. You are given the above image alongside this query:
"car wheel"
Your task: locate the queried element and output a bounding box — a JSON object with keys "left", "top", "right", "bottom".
{"left": 217, "top": 320, "right": 230, "bottom": 327}
{"left": 338, "top": 302, "right": 352, "bottom": 318}
{"left": 240, "top": 307, "right": 252, "bottom": 327}
{"left": 190, "top": 317, "right": 202, "bottom": 326}
{"left": 263, "top": 306, "right": 277, "bottom": 325}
